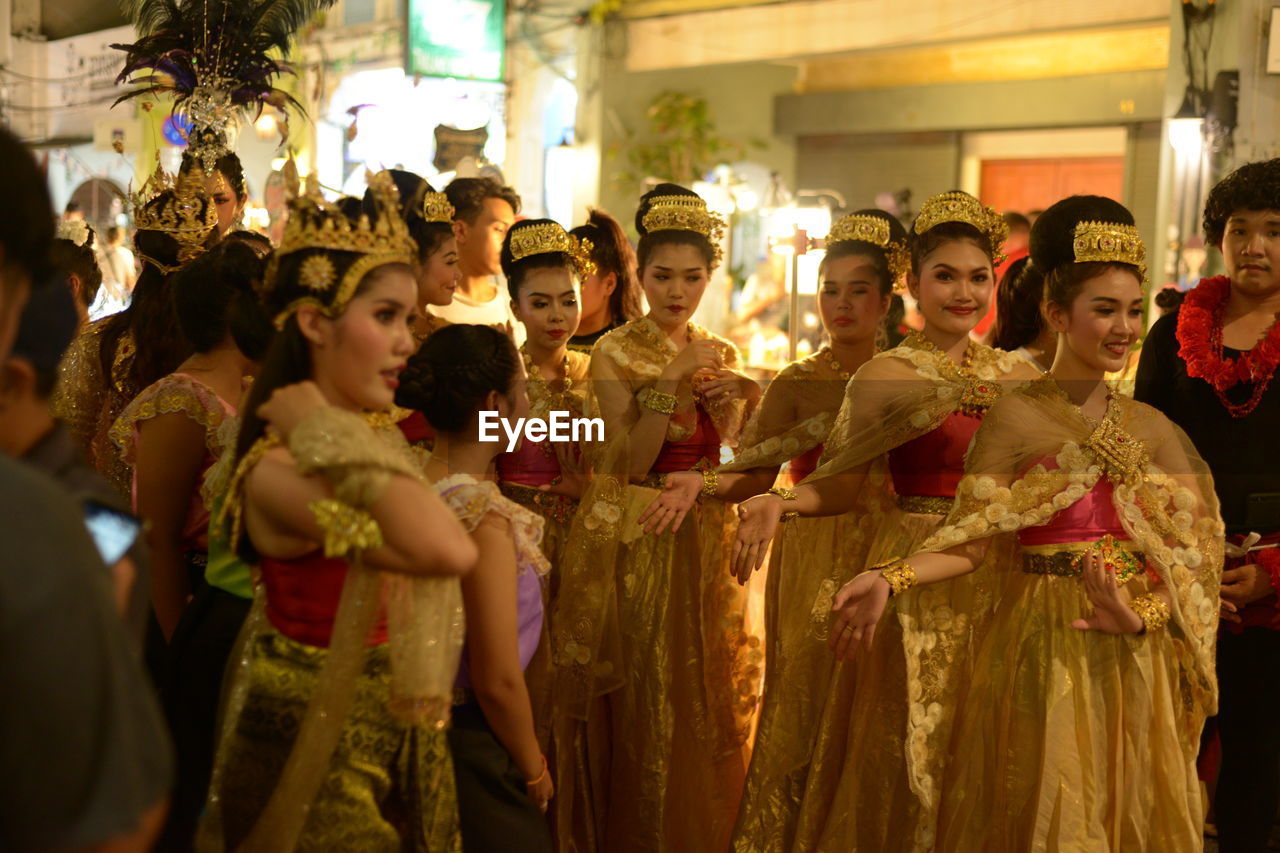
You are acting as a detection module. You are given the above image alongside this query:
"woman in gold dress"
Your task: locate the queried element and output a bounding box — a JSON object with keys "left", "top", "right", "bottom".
{"left": 733, "top": 191, "right": 1040, "bottom": 852}
{"left": 55, "top": 163, "right": 219, "bottom": 497}
{"left": 551, "top": 183, "right": 761, "bottom": 852}
{"left": 197, "top": 177, "right": 477, "bottom": 852}
{"left": 831, "top": 196, "right": 1223, "bottom": 851}
{"left": 637, "top": 210, "right": 904, "bottom": 852}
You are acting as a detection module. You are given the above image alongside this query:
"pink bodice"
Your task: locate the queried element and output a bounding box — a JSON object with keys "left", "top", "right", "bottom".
{"left": 496, "top": 433, "right": 561, "bottom": 487}
{"left": 888, "top": 412, "right": 982, "bottom": 498}
{"left": 1018, "top": 478, "right": 1128, "bottom": 547}
{"left": 652, "top": 405, "right": 722, "bottom": 473}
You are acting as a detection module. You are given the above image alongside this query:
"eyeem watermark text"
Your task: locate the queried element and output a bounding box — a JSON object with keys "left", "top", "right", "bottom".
{"left": 478, "top": 410, "right": 604, "bottom": 452}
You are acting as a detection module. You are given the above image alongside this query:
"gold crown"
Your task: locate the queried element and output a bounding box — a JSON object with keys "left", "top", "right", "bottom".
{"left": 1072, "top": 221, "right": 1147, "bottom": 277}
{"left": 828, "top": 214, "right": 891, "bottom": 248}
{"left": 130, "top": 160, "right": 218, "bottom": 272}
{"left": 641, "top": 194, "right": 726, "bottom": 268}
{"left": 913, "top": 192, "right": 1010, "bottom": 265}
{"left": 269, "top": 170, "right": 418, "bottom": 328}
{"left": 508, "top": 221, "right": 597, "bottom": 277}
{"left": 421, "top": 191, "right": 455, "bottom": 224}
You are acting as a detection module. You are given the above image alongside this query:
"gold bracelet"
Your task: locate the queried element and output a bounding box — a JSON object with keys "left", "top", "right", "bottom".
{"left": 768, "top": 486, "right": 799, "bottom": 522}
{"left": 701, "top": 469, "right": 719, "bottom": 498}
{"left": 878, "top": 558, "right": 918, "bottom": 596}
{"left": 1130, "top": 593, "right": 1171, "bottom": 634}
{"left": 525, "top": 754, "right": 549, "bottom": 788}
{"left": 641, "top": 387, "right": 677, "bottom": 415}
{"left": 308, "top": 498, "right": 384, "bottom": 559}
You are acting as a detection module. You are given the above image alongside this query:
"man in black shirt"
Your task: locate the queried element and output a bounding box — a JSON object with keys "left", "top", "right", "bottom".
{"left": 1136, "top": 158, "right": 1280, "bottom": 852}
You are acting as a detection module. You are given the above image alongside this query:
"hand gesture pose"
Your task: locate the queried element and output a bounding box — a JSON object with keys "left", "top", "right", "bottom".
{"left": 731, "top": 494, "right": 783, "bottom": 583}
{"left": 1069, "top": 551, "right": 1143, "bottom": 634}
{"left": 257, "top": 381, "right": 329, "bottom": 440}
{"left": 638, "top": 471, "right": 703, "bottom": 535}
{"left": 695, "top": 367, "right": 761, "bottom": 406}
{"left": 829, "top": 570, "right": 891, "bottom": 660}
{"left": 539, "top": 440, "right": 590, "bottom": 499}
{"left": 663, "top": 339, "right": 724, "bottom": 383}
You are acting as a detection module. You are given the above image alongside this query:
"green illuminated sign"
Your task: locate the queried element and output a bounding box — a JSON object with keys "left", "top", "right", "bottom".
{"left": 406, "top": 0, "right": 506, "bottom": 83}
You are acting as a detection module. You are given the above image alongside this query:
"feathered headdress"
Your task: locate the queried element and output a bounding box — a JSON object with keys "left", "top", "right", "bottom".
{"left": 112, "top": 0, "right": 336, "bottom": 170}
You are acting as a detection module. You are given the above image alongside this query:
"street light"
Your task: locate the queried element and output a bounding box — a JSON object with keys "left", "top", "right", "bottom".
{"left": 1168, "top": 85, "right": 1205, "bottom": 157}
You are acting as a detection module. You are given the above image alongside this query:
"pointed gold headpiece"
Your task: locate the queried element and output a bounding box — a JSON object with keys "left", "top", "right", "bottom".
{"left": 420, "top": 191, "right": 454, "bottom": 224}
{"left": 826, "top": 213, "right": 910, "bottom": 289}
{"left": 508, "top": 221, "right": 596, "bottom": 277}
{"left": 268, "top": 170, "right": 418, "bottom": 328}
{"left": 1072, "top": 221, "right": 1147, "bottom": 278}
{"left": 130, "top": 159, "right": 218, "bottom": 273}
{"left": 913, "top": 192, "right": 1009, "bottom": 265}
{"left": 640, "top": 194, "right": 726, "bottom": 268}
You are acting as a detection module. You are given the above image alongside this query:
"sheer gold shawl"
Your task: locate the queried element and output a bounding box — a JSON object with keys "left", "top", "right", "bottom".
{"left": 550, "top": 317, "right": 747, "bottom": 718}
{"left": 900, "top": 377, "right": 1224, "bottom": 848}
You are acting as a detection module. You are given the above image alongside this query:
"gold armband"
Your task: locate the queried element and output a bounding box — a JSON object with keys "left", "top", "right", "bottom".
{"left": 640, "top": 387, "right": 677, "bottom": 415}
{"left": 768, "top": 486, "right": 799, "bottom": 522}
{"left": 877, "top": 558, "right": 918, "bottom": 596}
{"left": 309, "top": 498, "right": 384, "bottom": 558}
{"left": 1130, "top": 593, "right": 1171, "bottom": 634}
{"left": 701, "top": 469, "right": 719, "bottom": 498}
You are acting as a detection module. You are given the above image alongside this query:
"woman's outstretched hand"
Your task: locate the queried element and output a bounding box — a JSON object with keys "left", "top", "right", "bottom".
{"left": 637, "top": 471, "right": 702, "bottom": 535}
{"left": 829, "top": 570, "right": 891, "bottom": 659}
{"left": 731, "top": 494, "right": 783, "bottom": 583}
{"left": 1070, "top": 551, "right": 1144, "bottom": 635}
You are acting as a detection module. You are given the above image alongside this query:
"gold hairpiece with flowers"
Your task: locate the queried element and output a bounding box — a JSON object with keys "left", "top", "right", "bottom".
{"left": 1072, "top": 221, "right": 1147, "bottom": 280}
{"left": 827, "top": 213, "right": 911, "bottom": 289}
{"left": 267, "top": 170, "right": 418, "bottom": 328}
{"left": 420, "top": 191, "right": 454, "bottom": 224}
{"left": 508, "top": 221, "right": 597, "bottom": 278}
{"left": 641, "top": 194, "right": 726, "bottom": 269}
{"left": 913, "top": 191, "right": 1010, "bottom": 266}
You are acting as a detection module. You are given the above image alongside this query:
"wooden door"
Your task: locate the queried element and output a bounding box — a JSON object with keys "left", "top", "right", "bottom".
{"left": 980, "top": 156, "right": 1125, "bottom": 213}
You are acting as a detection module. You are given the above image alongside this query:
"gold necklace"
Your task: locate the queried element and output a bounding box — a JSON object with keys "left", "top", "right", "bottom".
{"left": 819, "top": 345, "right": 852, "bottom": 381}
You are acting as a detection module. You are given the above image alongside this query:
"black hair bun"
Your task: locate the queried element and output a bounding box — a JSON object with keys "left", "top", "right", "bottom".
{"left": 1029, "top": 195, "right": 1134, "bottom": 275}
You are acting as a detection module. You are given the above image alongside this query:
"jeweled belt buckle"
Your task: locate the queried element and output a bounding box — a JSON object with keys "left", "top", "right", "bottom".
{"left": 1069, "top": 533, "right": 1142, "bottom": 583}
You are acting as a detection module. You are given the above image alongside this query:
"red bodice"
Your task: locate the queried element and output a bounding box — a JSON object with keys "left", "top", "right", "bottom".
{"left": 888, "top": 411, "right": 982, "bottom": 498}
{"left": 789, "top": 442, "right": 823, "bottom": 484}
{"left": 1017, "top": 478, "right": 1128, "bottom": 547}
{"left": 260, "top": 552, "right": 388, "bottom": 648}
{"left": 496, "top": 432, "right": 561, "bottom": 487}
{"left": 397, "top": 411, "right": 435, "bottom": 447}
{"left": 652, "top": 405, "right": 721, "bottom": 473}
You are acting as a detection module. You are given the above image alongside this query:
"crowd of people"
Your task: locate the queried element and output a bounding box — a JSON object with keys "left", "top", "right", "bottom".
{"left": 3, "top": 114, "right": 1280, "bottom": 853}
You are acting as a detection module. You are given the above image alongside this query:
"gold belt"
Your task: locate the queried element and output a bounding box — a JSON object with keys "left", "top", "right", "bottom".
{"left": 1021, "top": 537, "right": 1146, "bottom": 583}
{"left": 498, "top": 481, "right": 577, "bottom": 524}
{"left": 897, "top": 494, "right": 954, "bottom": 515}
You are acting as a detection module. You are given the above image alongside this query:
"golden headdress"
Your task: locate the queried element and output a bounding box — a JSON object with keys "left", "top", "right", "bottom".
{"left": 913, "top": 191, "right": 1010, "bottom": 265}
{"left": 267, "top": 170, "right": 418, "bottom": 328}
{"left": 826, "top": 212, "right": 911, "bottom": 285}
{"left": 507, "top": 221, "right": 596, "bottom": 277}
{"left": 640, "top": 193, "right": 726, "bottom": 268}
{"left": 420, "top": 191, "right": 455, "bottom": 224}
{"left": 129, "top": 159, "right": 218, "bottom": 274}
{"left": 1072, "top": 220, "right": 1147, "bottom": 279}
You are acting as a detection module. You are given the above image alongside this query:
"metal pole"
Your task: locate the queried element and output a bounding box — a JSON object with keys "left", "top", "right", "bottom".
{"left": 788, "top": 228, "right": 806, "bottom": 363}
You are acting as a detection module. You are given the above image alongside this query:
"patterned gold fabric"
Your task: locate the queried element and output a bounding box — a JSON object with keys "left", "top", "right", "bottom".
{"left": 720, "top": 353, "right": 891, "bottom": 853}
{"left": 905, "top": 377, "right": 1223, "bottom": 851}
{"left": 550, "top": 317, "right": 754, "bottom": 852}
{"left": 753, "top": 335, "right": 1039, "bottom": 853}
{"left": 205, "top": 630, "right": 461, "bottom": 852}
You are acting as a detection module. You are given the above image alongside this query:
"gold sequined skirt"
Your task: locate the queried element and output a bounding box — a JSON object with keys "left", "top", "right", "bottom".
{"left": 208, "top": 629, "right": 461, "bottom": 852}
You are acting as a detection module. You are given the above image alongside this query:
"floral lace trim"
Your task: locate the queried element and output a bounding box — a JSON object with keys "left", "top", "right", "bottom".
{"left": 110, "top": 373, "right": 231, "bottom": 465}
{"left": 437, "top": 475, "right": 551, "bottom": 578}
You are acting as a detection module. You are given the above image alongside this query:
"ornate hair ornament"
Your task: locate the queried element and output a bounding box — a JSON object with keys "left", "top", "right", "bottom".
{"left": 509, "top": 221, "right": 597, "bottom": 278}
{"left": 640, "top": 194, "right": 726, "bottom": 268}
{"left": 268, "top": 170, "right": 418, "bottom": 328}
{"left": 827, "top": 213, "right": 911, "bottom": 287}
{"left": 1072, "top": 220, "right": 1147, "bottom": 280}
{"left": 913, "top": 191, "right": 1010, "bottom": 265}
{"left": 130, "top": 159, "right": 218, "bottom": 274}
{"left": 420, "top": 191, "right": 455, "bottom": 224}
{"left": 55, "top": 219, "right": 92, "bottom": 248}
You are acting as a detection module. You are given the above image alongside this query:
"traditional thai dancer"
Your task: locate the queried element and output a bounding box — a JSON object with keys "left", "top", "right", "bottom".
{"left": 833, "top": 196, "right": 1223, "bottom": 851}
{"left": 732, "top": 191, "right": 1038, "bottom": 851}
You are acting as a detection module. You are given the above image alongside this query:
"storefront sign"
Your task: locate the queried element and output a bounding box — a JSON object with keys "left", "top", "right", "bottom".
{"left": 406, "top": 0, "right": 506, "bottom": 83}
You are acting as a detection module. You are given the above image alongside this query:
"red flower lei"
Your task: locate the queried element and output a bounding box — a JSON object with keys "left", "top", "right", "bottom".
{"left": 1176, "top": 275, "right": 1280, "bottom": 418}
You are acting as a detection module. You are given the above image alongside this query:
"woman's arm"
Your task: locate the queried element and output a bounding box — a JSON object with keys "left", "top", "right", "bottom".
{"left": 133, "top": 412, "right": 208, "bottom": 639}
{"left": 244, "top": 451, "right": 477, "bottom": 576}
{"left": 461, "top": 516, "right": 548, "bottom": 801}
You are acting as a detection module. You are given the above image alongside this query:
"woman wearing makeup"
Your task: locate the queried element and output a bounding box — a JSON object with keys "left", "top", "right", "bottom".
{"left": 636, "top": 211, "right": 902, "bottom": 852}
{"left": 551, "top": 184, "right": 760, "bottom": 852}
{"left": 830, "top": 196, "right": 1224, "bottom": 851}
{"left": 733, "top": 191, "right": 1040, "bottom": 852}
{"left": 197, "top": 177, "right": 477, "bottom": 852}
